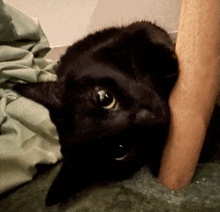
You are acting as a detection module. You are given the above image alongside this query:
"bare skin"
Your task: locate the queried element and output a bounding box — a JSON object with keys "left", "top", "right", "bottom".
{"left": 159, "top": 0, "right": 219, "bottom": 190}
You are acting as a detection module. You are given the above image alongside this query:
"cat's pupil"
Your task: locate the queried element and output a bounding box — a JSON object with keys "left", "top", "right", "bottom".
{"left": 96, "top": 90, "right": 115, "bottom": 109}
{"left": 115, "top": 144, "right": 128, "bottom": 161}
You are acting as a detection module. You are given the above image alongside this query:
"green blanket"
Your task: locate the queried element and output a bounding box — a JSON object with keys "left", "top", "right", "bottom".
{"left": 0, "top": 1, "right": 62, "bottom": 194}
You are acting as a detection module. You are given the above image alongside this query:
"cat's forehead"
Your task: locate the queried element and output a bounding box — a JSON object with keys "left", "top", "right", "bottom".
{"left": 74, "top": 63, "right": 132, "bottom": 82}
{"left": 70, "top": 62, "right": 155, "bottom": 101}
{"left": 58, "top": 21, "right": 176, "bottom": 82}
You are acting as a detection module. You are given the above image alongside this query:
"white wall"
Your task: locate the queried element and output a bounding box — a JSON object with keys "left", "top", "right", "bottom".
{"left": 4, "top": 0, "right": 181, "bottom": 47}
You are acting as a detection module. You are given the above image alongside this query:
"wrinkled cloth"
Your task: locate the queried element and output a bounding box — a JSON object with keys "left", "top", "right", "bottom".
{"left": 0, "top": 1, "right": 62, "bottom": 194}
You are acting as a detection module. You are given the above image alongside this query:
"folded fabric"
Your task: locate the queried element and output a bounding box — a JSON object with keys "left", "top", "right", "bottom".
{"left": 0, "top": 1, "right": 62, "bottom": 194}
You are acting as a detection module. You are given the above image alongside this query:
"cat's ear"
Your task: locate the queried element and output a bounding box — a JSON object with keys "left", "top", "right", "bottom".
{"left": 45, "top": 160, "right": 94, "bottom": 206}
{"left": 46, "top": 162, "right": 76, "bottom": 206}
{"left": 147, "top": 25, "right": 175, "bottom": 53}
{"left": 13, "top": 81, "right": 65, "bottom": 109}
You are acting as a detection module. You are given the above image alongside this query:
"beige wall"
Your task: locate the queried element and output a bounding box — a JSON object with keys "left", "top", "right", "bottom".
{"left": 5, "top": 0, "right": 181, "bottom": 47}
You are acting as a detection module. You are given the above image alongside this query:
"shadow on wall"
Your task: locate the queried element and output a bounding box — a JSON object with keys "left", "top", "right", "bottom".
{"left": 89, "top": 0, "right": 181, "bottom": 33}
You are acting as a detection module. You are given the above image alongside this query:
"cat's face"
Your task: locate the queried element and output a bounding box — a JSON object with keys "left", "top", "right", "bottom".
{"left": 13, "top": 21, "right": 178, "bottom": 205}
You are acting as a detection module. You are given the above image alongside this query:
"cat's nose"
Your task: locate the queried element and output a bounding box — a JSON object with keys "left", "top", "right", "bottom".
{"left": 135, "top": 109, "right": 155, "bottom": 125}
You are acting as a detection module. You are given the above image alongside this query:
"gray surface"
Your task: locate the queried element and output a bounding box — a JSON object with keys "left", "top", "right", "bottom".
{"left": 0, "top": 161, "right": 220, "bottom": 212}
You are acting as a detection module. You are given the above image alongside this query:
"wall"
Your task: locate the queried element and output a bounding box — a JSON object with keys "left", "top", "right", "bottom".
{"left": 4, "top": 0, "right": 181, "bottom": 47}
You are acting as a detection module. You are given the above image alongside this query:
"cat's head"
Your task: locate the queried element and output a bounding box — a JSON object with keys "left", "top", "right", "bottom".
{"left": 13, "top": 21, "right": 178, "bottom": 205}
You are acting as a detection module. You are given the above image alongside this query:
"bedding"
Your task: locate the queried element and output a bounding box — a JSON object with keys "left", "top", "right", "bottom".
{"left": 0, "top": 1, "right": 62, "bottom": 194}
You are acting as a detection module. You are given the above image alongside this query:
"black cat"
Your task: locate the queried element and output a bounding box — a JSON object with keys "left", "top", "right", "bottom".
{"left": 13, "top": 21, "right": 220, "bottom": 206}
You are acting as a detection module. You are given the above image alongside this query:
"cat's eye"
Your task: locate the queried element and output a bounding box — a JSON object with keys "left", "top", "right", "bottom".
{"left": 114, "top": 144, "right": 128, "bottom": 161}
{"left": 95, "top": 89, "right": 116, "bottom": 109}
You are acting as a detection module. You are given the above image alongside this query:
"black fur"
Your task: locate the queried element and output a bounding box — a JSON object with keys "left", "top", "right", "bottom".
{"left": 13, "top": 21, "right": 220, "bottom": 206}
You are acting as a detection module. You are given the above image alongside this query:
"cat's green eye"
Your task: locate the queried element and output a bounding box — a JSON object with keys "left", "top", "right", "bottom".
{"left": 95, "top": 89, "right": 116, "bottom": 109}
